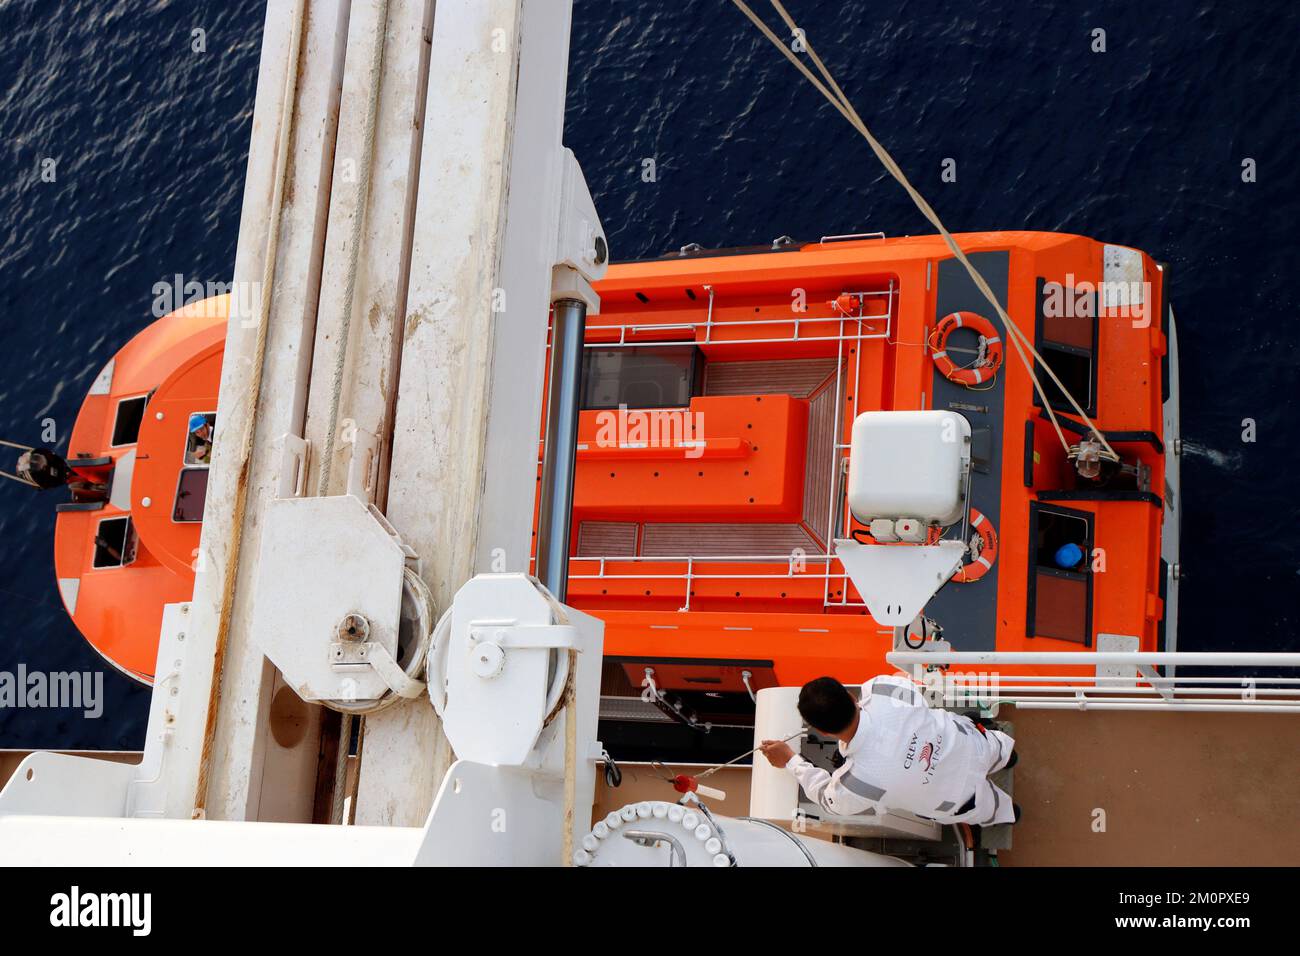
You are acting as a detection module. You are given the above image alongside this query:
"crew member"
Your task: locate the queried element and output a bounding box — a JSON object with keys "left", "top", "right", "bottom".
{"left": 187, "top": 413, "right": 214, "bottom": 464}
{"left": 760, "top": 674, "right": 1019, "bottom": 827}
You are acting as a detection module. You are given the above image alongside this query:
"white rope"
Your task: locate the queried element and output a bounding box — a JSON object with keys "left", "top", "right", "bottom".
{"left": 562, "top": 645, "right": 578, "bottom": 867}
{"left": 3, "top": 440, "right": 47, "bottom": 486}
{"left": 317, "top": 0, "right": 391, "bottom": 497}
{"left": 0, "top": 470, "right": 37, "bottom": 487}
{"left": 732, "top": 0, "right": 1117, "bottom": 459}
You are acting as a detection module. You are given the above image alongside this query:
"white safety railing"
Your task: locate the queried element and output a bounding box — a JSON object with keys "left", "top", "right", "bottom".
{"left": 563, "top": 282, "right": 897, "bottom": 608}
{"left": 887, "top": 650, "right": 1300, "bottom": 714}
{"left": 582, "top": 281, "right": 897, "bottom": 349}
{"left": 565, "top": 553, "right": 865, "bottom": 611}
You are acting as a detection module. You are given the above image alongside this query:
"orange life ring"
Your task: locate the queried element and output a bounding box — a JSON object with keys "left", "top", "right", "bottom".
{"left": 930, "top": 311, "right": 1003, "bottom": 387}
{"left": 953, "top": 508, "right": 998, "bottom": 583}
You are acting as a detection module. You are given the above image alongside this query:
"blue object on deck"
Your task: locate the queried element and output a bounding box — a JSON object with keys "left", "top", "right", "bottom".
{"left": 1054, "top": 542, "right": 1084, "bottom": 570}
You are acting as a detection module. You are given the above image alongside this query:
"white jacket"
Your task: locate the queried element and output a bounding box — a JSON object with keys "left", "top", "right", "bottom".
{"left": 785, "top": 674, "right": 1014, "bottom": 825}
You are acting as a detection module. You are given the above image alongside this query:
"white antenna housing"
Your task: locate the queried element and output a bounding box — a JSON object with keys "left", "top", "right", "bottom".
{"left": 846, "top": 410, "right": 970, "bottom": 526}
{"left": 835, "top": 410, "right": 972, "bottom": 626}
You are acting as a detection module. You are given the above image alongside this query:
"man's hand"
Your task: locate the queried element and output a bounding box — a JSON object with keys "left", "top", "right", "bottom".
{"left": 760, "top": 739, "right": 796, "bottom": 768}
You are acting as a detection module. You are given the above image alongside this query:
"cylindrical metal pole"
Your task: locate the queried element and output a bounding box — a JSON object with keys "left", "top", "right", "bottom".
{"left": 536, "top": 298, "right": 587, "bottom": 602}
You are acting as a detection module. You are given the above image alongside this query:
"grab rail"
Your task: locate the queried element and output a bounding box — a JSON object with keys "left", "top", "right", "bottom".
{"left": 887, "top": 650, "right": 1300, "bottom": 714}
{"left": 819, "top": 232, "right": 886, "bottom": 243}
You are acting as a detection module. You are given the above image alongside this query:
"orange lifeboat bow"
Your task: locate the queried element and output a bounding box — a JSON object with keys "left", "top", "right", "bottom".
{"left": 53, "top": 295, "right": 227, "bottom": 682}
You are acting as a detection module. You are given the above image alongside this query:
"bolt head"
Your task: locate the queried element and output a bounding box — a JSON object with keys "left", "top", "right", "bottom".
{"left": 471, "top": 641, "right": 506, "bottom": 679}
{"left": 336, "top": 613, "right": 370, "bottom": 643}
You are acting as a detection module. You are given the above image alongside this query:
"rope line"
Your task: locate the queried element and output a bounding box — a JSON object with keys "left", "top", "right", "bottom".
{"left": 698, "top": 729, "right": 806, "bottom": 781}
{"left": 731, "top": 0, "right": 1116, "bottom": 459}
{"left": 0, "top": 470, "right": 37, "bottom": 487}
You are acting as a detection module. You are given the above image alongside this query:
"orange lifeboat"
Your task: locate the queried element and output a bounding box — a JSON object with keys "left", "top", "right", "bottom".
{"left": 51, "top": 295, "right": 228, "bottom": 682}
{"left": 34, "top": 231, "right": 1176, "bottom": 758}
{"left": 551, "top": 230, "right": 1175, "bottom": 762}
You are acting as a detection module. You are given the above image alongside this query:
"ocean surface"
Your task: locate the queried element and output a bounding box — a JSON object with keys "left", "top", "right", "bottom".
{"left": 1, "top": 0, "right": 1296, "bottom": 748}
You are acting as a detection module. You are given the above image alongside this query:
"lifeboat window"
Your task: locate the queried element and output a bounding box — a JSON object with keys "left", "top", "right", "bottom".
{"left": 173, "top": 467, "right": 209, "bottom": 523}
{"left": 110, "top": 395, "right": 150, "bottom": 447}
{"left": 1026, "top": 503, "right": 1093, "bottom": 645}
{"left": 185, "top": 412, "right": 216, "bottom": 465}
{"left": 92, "top": 516, "right": 137, "bottom": 569}
{"left": 580, "top": 346, "right": 703, "bottom": 410}
{"left": 1033, "top": 278, "right": 1097, "bottom": 416}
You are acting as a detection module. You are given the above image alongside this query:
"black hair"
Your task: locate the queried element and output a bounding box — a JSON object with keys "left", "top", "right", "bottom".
{"left": 798, "top": 677, "right": 857, "bottom": 734}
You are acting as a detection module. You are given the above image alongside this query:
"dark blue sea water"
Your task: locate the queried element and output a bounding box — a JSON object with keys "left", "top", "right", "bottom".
{"left": 1, "top": 0, "right": 1296, "bottom": 748}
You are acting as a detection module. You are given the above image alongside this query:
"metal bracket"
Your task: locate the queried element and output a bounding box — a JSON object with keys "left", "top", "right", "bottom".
{"left": 622, "top": 829, "right": 686, "bottom": 867}
{"left": 364, "top": 641, "right": 427, "bottom": 699}
{"left": 641, "top": 667, "right": 711, "bottom": 733}
{"left": 549, "top": 149, "right": 606, "bottom": 311}
{"left": 1096, "top": 633, "right": 1141, "bottom": 686}
{"left": 554, "top": 147, "right": 607, "bottom": 285}
{"left": 275, "top": 433, "right": 310, "bottom": 499}
{"left": 251, "top": 495, "right": 410, "bottom": 705}
{"left": 346, "top": 426, "right": 380, "bottom": 500}
{"left": 834, "top": 538, "right": 967, "bottom": 626}
{"left": 468, "top": 621, "right": 581, "bottom": 651}
{"left": 1137, "top": 665, "right": 1174, "bottom": 700}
